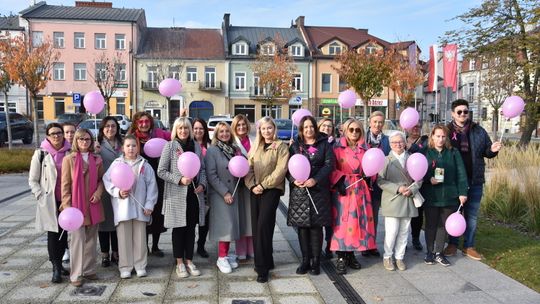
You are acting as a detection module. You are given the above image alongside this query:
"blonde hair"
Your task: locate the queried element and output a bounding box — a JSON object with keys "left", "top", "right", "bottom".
{"left": 72, "top": 129, "right": 95, "bottom": 153}
{"left": 317, "top": 118, "right": 334, "bottom": 137}
{"left": 428, "top": 124, "right": 452, "bottom": 149}
{"left": 369, "top": 110, "right": 385, "bottom": 122}
{"left": 171, "top": 117, "right": 193, "bottom": 141}
{"left": 211, "top": 122, "right": 234, "bottom": 145}
{"left": 249, "top": 116, "right": 277, "bottom": 159}
{"left": 231, "top": 114, "right": 251, "bottom": 139}
{"left": 343, "top": 118, "right": 364, "bottom": 146}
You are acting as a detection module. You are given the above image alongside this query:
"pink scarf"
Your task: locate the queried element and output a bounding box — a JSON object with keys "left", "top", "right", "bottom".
{"left": 240, "top": 136, "right": 251, "bottom": 153}
{"left": 72, "top": 152, "right": 102, "bottom": 225}
{"left": 40, "top": 139, "right": 71, "bottom": 201}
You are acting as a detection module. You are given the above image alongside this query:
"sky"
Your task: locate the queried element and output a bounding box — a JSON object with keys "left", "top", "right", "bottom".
{"left": 1, "top": 0, "right": 482, "bottom": 60}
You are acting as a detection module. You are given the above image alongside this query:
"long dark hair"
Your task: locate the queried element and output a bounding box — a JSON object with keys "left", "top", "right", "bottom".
{"left": 192, "top": 118, "right": 210, "bottom": 147}
{"left": 98, "top": 116, "right": 122, "bottom": 144}
{"left": 298, "top": 115, "right": 319, "bottom": 142}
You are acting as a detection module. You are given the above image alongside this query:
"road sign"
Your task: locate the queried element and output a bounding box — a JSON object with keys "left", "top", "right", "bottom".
{"left": 72, "top": 93, "right": 81, "bottom": 106}
{"left": 289, "top": 95, "right": 303, "bottom": 105}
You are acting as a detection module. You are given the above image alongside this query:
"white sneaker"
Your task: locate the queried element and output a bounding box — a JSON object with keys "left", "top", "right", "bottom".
{"left": 62, "top": 250, "right": 70, "bottom": 262}
{"left": 120, "top": 271, "right": 131, "bottom": 279}
{"left": 216, "top": 257, "right": 232, "bottom": 273}
{"left": 186, "top": 262, "right": 201, "bottom": 276}
{"left": 227, "top": 256, "right": 239, "bottom": 269}
{"left": 136, "top": 269, "right": 147, "bottom": 277}
{"left": 176, "top": 263, "right": 189, "bottom": 278}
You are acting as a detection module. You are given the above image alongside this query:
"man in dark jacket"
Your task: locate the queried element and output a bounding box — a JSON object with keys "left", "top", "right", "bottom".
{"left": 444, "top": 99, "right": 502, "bottom": 260}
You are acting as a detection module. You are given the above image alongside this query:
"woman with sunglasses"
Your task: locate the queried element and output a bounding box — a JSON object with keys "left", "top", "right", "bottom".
{"left": 128, "top": 112, "right": 171, "bottom": 257}
{"left": 29, "top": 123, "right": 71, "bottom": 283}
{"left": 60, "top": 129, "right": 105, "bottom": 287}
{"left": 329, "top": 118, "right": 377, "bottom": 275}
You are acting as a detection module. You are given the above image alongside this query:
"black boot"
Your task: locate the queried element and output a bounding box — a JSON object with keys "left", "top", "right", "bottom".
{"left": 51, "top": 261, "right": 62, "bottom": 283}
{"left": 60, "top": 264, "right": 69, "bottom": 276}
{"left": 309, "top": 228, "right": 322, "bottom": 275}
{"left": 296, "top": 228, "right": 311, "bottom": 274}
{"left": 346, "top": 252, "right": 362, "bottom": 270}
{"left": 335, "top": 252, "right": 347, "bottom": 275}
{"left": 310, "top": 256, "right": 320, "bottom": 275}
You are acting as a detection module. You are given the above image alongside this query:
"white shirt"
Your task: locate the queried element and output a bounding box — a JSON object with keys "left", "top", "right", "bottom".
{"left": 392, "top": 150, "right": 406, "bottom": 168}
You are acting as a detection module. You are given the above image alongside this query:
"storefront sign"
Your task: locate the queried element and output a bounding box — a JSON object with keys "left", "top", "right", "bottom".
{"left": 321, "top": 98, "right": 337, "bottom": 104}
{"left": 144, "top": 100, "right": 163, "bottom": 108}
{"left": 356, "top": 98, "right": 388, "bottom": 107}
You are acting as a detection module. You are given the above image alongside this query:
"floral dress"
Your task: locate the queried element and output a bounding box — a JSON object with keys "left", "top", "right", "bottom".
{"left": 329, "top": 137, "right": 377, "bottom": 252}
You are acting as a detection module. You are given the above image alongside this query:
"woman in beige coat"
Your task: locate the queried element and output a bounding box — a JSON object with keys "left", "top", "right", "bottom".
{"left": 60, "top": 129, "right": 105, "bottom": 287}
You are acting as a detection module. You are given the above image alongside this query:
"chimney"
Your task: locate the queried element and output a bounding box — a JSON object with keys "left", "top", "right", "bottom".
{"left": 295, "top": 16, "right": 305, "bottom": 27}
{"left": 75, "top": 1, "right": 113, "bottom": 8}
{"left": 223, "top": 13, "right": 230, "bottom": 29}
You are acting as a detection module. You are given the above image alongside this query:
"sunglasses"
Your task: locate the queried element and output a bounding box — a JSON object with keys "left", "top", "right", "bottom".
{"left": 77, "top": 138, "right": 92, "bottom": 142}
{"left": 138, "top": 119, "right": 151, "bottom": 125}
{"left": 456, "top": 110, "right": 469, "bottom": 115}
{"left": 48, "top": 131, "right": 63, "bottom": 137}
{"left": 348, "top": 127, "right": 362, "bottom": 133}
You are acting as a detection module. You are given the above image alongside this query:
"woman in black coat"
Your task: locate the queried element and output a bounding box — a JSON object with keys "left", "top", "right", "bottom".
{"left": 287, "top": 115, "right": 334, "bottom": 275}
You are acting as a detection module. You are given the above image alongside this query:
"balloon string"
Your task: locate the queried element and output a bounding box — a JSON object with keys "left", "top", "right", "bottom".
{"left": 58, "top": 229, "right": 65, "bottom": 241}
{"left": 306, "top": 188, "right": 318, "bottom": 214}
{"left": 499, "top": 118, "right": 508, "bottom": 142}
{"left": 192, "top": 181, "right": 202, "bottom": 206}
{"left": 129, "top": 193, "right": 146, "bottom": 210}
{"left": 231, "top": 178, "right": 240, "bottom": 197}
{"left": 290, "top": 122, "right": 294, "bottom": 140}
{"left": 345, "top": 177, "right": 365, "bottom": 189}
{"left": 390, "top": 182, "right": 416, "bottom": 201}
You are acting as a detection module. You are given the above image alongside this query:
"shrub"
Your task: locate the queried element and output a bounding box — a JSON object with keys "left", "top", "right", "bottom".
{"left": 0, "top": 148, "right": 34, "bottom": 173}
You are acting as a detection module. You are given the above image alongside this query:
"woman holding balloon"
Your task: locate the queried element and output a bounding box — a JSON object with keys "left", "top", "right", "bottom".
{"left": 287, "top": 116, "right": 334, "bottom": 276}
{"left": 245, "top": 116, "right": 289, "bottom": 283}
{"left": 421, "top": 125, "right": 468, "bottom": 267}
{"left": 329, "top": 118, "right": 377, "bottom": 275}
{"left": 28, "top": 123, "right": 71, "bottom": 283}
{"left": 192, "top": 118, "right": 211, "bottom": 258}
{"left": 60, "top": 128, "right": 105, "bottom": 287}
{"left": 157, "top": 117, "right": 207, "bottom": 278}
{"left": 103, "top": 135, "right": 158, "bottom": 279}
{"left": 128, "top": 112, "right": 171, "bottom": 257}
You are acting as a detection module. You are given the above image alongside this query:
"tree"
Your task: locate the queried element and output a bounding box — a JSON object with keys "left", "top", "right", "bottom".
{"left": 89, "top": 51, "right": 124, "bottom": 115}
{"left": 0, "top": 42, "right": 13, "bottom": 149}
{"left": 250, "top": 39, "right": 296, "bottom": 117}
{"left": 333, "top": 47, "right": 393, "bottom": 126}
{"left": 387, "top": 48, "right": 424, "bottom": 108}
{"left": 0, "top": 35, "right": 60, "bottom": 147}
{"left": 478, "top": 55, "right": 519, "bottom": 133}
{"left": 444, "top": 0, "right": 540, "bottom": 146}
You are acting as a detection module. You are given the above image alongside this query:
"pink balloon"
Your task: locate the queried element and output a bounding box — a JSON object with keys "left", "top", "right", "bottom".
{"left": 362, "top": 148, "right": 385, "bottom": 177}
{"left": 338, "top": 89, "right": 356, "bottom": 109}
{"left": 501, "top": 95, "right": 525, "bottom": 119}
{"left": 144, "top": 138, "right": 168, "bottom": 158}
{"left": 83, "top": 91, "right": 105, "bottom": 114}
{"left": 292, "top": 109, "right": 312, "bottom": 126}
{"left": 399, "top": 107, "right": 420, "bottom": 130}
{"left": 446, "top": 211, "right": 466, "bottom": 237}
{"left": 159, "top": 78, "right": 182, "bottom": 97}
{"left": 58, "top": 207, "right": 84, "bottom": 232}
{"left": 288, "top": 154, "right": 311, "bottom": 182}
{"left": 406, "top": 153, "right": 428, "bottom": 182}
{"left": 229, "top": 156, "right": 249, "bottom": 178}
{"left": 110, "top": 162, "right": 136, "bottom": 191}
{"left": 177, "top": 151, "right": 200, "bottom": 179}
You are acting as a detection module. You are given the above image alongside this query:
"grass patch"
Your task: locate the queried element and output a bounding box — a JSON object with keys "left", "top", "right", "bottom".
{"left": 0, "top": 148, "right": 34, "bottom": 173}
{"left": 476, "top": 216, "right": 540, "bottom": 292}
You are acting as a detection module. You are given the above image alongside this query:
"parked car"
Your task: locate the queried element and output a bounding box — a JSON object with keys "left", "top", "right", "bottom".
{"left": 112, "top": 114, "right": 131, "bottom": 134}
{"left": 0, "top": 112, "right": 34, "bottom": 146}
{"left": 207, "top": 115, "right": 233, "bottom": 139}
{"left": 154, "top": 119, "right": 168, "bottom": 131}
{"left": 357, "top": 118, "right": 400, "bottom": 135}
{"left": 274, "top": 119, "right": 298, "bottom": 140}
{"left": 56, "top": 113, "right": 87, "bottom": 127}
{"left": 78, "top": 118, "right": 102, "bottom": 137}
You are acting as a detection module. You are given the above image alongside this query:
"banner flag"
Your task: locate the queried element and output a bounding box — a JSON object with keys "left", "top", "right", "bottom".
{"left": 443, "top": 44, "right": 458, "bottom": 92}
{"left": 427, "top": 45, "right": 438, "bottom": 92}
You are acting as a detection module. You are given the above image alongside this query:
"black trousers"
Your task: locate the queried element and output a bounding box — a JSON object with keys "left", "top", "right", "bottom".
{"left": 251, "top": 188, "right": 280, "bottom": 275}
{"left": 48, "top": 201, "right": 68, "bottom": 262}
{"left": 197, "top": 208, "right": 210, "bottom": 248}
{"left": 424, "top": 206, "right": 454, "bottom": 253}
{"left": 411, "top": 205, "right": 424, "bottom": 239}
{"left": 172, "top": 189, "right": 199, "bottom": 260}
{"left": 98, "top": 231, "right": 118, "bottom": 254}
{"left": 298, "top": 227, "right": 323, "bottom": 258}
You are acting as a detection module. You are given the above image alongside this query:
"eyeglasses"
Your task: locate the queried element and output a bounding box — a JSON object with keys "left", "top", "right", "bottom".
{"left": 390, "top": 141, "right": 404, "bottom": 145}
{"left": 48, "top": 131, "right": 63, "bottom": 137}
{"left": 104, "top": 124, "right": 117, "bottom": 129}
{"left": 321, "top": 124, "right": 333, "bottom": 128}
{"left": 77, "top": 138, "right": 92, "bottom": 142}
{"left": 348, "top": 127, "right": 361, "bottom": 133}
{"left": 456, "top": 110, "right": 469, "bottom": 115}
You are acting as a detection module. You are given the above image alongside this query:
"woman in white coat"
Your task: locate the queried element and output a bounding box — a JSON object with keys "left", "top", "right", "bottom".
{"left": 28, "top": 122, "right": 71, "bottom": 283}
{"left": 103, "top": 135, "right": 158, "bottom": 278}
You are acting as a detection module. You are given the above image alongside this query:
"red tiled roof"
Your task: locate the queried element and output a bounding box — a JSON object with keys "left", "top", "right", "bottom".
{"left": 303, "top": 26, "right": 391, "bottom": 53}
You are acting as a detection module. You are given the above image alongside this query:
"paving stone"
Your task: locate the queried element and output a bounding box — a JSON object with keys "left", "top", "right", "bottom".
{"left": 0, "top": 221, "right": 21, "bottom": 228}
{"left": 167, "top": 299, "right": 215, "bottom": 304}
{"left": 276, "top": 295, "right": 323, "bottom": 304}
{"left": 0, "top": 269, "right": 29, "bottom": 284}
{"left": 10, "top": 228, "right": 43, "bottom": 237}
{"left": 2, "top": 215, "right": 35, "bottom": 222}
{"left": 487, "top": 288, "right": 540, "bottom": 304}
{"left": 219, "top": 296, "right": 272, "bottom": 304}
{"left": 367, "top": 294, "right": 432, "bottom": 304}
{"left": 16, "top": 246, "right": 48, "bottom": 257}
{"left": 113, "top": 282, "right": 166, "bottom": 301}
{"left": 269, "top": 263, "right": 300, "bottom": 279}
{"left": 403, "top": 271, "right": 473, "bottom": 295}
{"left": 0, "top": 245, "right": 16, "bottom": 257}
{"left": 3, "top": 282, "right": 64, "bottom": 301}
{"left": 167, "top": 280, "right": 216, "bottom": 299}
{"left": 272, "top": 251, "right": 297, "bottom": 265}
{"left": 425, "top": 290, "right": 501, "bottom": 304}
{"left": 272, "top": 241, "right": 292, "bottom": 252}
{"left": 221, "top": 280, "right": 268, "bottom": 296}
{"left": 225, "top": 265, "right": 257, "bottom": 278}
{"left": 347, "top": 273, "right": 421, "bottom": 298}
{"left": 269, "top": 277, "right": 317, "bottom": 294}
{"left": 0, "top": 257, "right": 39, "bottom": 269}
{"left": 0, "top": 237, "right": 28, "bottom": 245}
{"left": 55, "top": 282, "right": 117, "bottom": 302}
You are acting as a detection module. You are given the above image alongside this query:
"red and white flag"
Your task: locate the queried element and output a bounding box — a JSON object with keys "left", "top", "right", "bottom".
{"left": 427, "top": 45, "right": 438, "bottom": 92}
{"left": 443, "top": 44, "right": 458, "bottom": 92}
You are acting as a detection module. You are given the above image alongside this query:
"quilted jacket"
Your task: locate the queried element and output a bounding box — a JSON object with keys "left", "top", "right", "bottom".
{"left": 287, "top": 134, "right": 334, "bottom": 227}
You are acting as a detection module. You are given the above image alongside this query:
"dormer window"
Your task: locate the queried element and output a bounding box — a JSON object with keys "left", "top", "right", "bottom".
{"left": 232, "top": 42, "right": 248, "bottom": 55}
{"left": 261, "top": 43, "right": 275, "bottom": 56}
{"left": 365, "top": 45, "right": 377, "bottom": 55}
{"left": 329, "top": 42, "right": 342, "bottom": 55}
{"left": 289, "top": 44, "right": 303, "bottom": 57}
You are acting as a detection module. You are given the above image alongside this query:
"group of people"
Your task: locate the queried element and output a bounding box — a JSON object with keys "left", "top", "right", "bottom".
{"left": 29, "top": 98, "right": 501, "bottom": 287}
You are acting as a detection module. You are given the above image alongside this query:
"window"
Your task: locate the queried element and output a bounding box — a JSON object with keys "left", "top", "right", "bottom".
{"left": 481, "top": 107, "right": 487, "bottom": 121}
{"left": 261, "top": 105, "right": 281, "bottom": 118}
{"left": 253, "top": 75, "right": 264, "bottom": 96}
{"left": 321, "top": 73, "right": 331, "bottom": 92}
{"left": 53, "top": 63, "right": 65, "bottom": 80}
{"left": 467, "top": 83, "right": 475, "bottom": 101}
{"left": 329, "top": 42, "right": 342, "bottom": 55}
{"left": 235, "top": 72, "right": 246, "bottom": 91}
{"left": 204, "top": 66, "right": 216, "bottom": 88}
{"left": 147, "top": 66, "right": 158, "bottom": 87}
{"left": 74, "top": 32, "right": 85, "bottom": 49}
{"left": 54, "top": 98, "right": 65, "bottom": 116}
{"left": 95, "top": 63, "right": 107, "bottom": 81}
{"left": 37, "top": 98, "right": 44, "bottom": 119}
{"left": 95, "top": 33, "right": 106, "bottom": 49}
{"left": 234, "top": 105, "right": 255, "bottom": 121}
{"left": 53, "top": 32, "right": 64, "bottom": 48}
{"left": 365, "top": 45, "right": 377, "bottom": 55}
{"left": 481, "top": 60, "right": 489, "bottom": 69}
{"left": 115, "top": 34, "right": 125, "bottom": 50}
{"left": 32, "top": 31, "right": 43, "bottom": 47}
{"left": 261, "top": 43, "right": 275, "bottom": 56}
{"left": 292, "top": 74, "right": 302, "bottom": 92}
{"left": 469, "top": 59, "right": 476, "bottom": 71}
{"left": 115, "top": 63, "right": 126, "bottom": 81}
{"left": 169, "top": 65, "right": 180, "bottom": 80}
{"left": 74, "top": 63, "right": 86, "bottom": 81}
{"left": 290, "top": 44, "right": 303, "bottom": 57}
{"left": 339, "top": 77, "right": 348, "bottom": 92}
{"left": 186, "top": 67, "right": 197, "bottom": 82}
{"left": 116, "top": 98, "right": 125, "bottom": 115}
{"left": 232, "top": 42, "right": 248, "bottom": 55}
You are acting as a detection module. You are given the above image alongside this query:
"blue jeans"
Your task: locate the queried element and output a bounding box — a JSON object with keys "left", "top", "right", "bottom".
{"left": 449, "top": 184, "right": 483, "bottom": 248}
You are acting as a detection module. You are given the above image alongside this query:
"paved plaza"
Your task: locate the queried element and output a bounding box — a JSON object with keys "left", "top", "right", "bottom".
{"left": 0, "top": 173, "right": 538, "bottom": 303}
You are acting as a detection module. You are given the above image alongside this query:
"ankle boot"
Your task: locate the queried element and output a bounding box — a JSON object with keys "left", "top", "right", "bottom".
{"left": 51, "top": 261, "right": 62, "bottom": 283}
{"left": 310, "top": 256, "right": 320, "bottom": 275}
{"left": 296, "top": 257, "right": 311, "bottom": 274}
{"left": 346, "top": 252, "right": 362, "bottom": 269}
{"left": 296, "top": 229, "right": 311, "bottom": 274}
{"left": 60, "top": 264, "right": 69, "bottom": 276}
{"left": 335, "top": 252, "right": 347, "bottom": 275}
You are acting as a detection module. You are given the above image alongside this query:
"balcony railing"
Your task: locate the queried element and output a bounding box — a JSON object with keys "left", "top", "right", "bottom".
{"left": 198, "top": 81, "right": 222, "bottom": 91}
{"left": 141, "top": 81, "right": 158, "bottom": 91}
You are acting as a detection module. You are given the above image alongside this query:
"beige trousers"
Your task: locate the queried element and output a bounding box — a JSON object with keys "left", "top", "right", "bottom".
{"left": 116, "top": 219, "right": 148, "bottom": 273}
{"left": 69, "top": 225, "right": 98, "bottom": 282}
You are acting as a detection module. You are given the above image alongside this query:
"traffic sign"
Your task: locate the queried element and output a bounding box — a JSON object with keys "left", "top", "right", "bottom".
{"left": 72, "top": 93, "right": 81, "bottom": 106}
{"left": 289, "top": 95, "right": 303, "bottom": 105}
